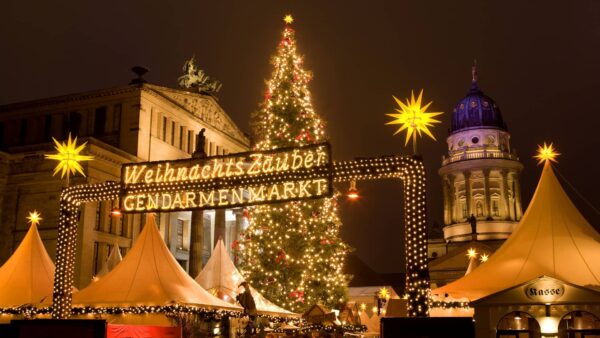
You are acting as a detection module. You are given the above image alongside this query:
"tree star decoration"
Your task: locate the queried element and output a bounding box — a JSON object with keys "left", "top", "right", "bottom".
{"left": 27, "top": 210, "right": 42, "bottom": 226}
{"left": 283, "top": 14, "right": 294, "bottom": 24}
{"left": 386, "top": 89, "right": 443, "bottom": 154}
{"left": 534, "top": 142, "right": 560, "bottom": 165}
{"left": 45, "top": 134, "right": 94, "bottom": 180}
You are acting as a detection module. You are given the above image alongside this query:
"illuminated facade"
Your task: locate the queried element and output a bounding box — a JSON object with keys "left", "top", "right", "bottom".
{"left": 429, "top": 65, "right": 523, "bottom": 287}
{"left": 439, "top": 65, "right": 523, "bottom": 243}
{"left": 0, "top": 77, "right": 250, "bottom": 288}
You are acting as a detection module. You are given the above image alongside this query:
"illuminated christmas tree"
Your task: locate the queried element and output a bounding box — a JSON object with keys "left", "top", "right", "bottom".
{"left": 237, "top": 15, "right": 349, "bottom": 312}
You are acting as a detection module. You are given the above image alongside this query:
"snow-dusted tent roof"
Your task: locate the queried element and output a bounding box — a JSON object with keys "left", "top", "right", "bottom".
{"left": 0, "top": 223, "right": 55, "bottom": 307}
{"left": 195, "top": 239, "right": 296, "bottom": 316}
{"left": 73, "top": 214, "right": 241, "bottom": 310}
{"left": 432, "top": 162, "right": 600, "bottom": 301}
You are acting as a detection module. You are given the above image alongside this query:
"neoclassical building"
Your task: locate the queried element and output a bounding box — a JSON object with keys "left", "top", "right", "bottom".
{"left": 0, "top": 68, "right": 250, "bottom": 288}
{"left": 429, "top": 65, "right": 524, "bottom": 286}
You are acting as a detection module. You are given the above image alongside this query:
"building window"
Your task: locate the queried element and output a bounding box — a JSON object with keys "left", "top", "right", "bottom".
{"left": 18, "top": 119, "right": 27, "bottom": 145}
{"left": 113, "top": 104, "right": 122, "bottom": 132}
{"left": 492, "top": 200, "right": 499, "bottom": 216}
{"left": 93, "top": 242, "right": 99, "bottom": 275}
{"left": 188, "top": 130, "right": 193, "bottom": 154}
{"left": 476, "top": 201, "right": 483, "bottom": 217}
{"left": 171, "top": 121, "right": 176, "bottom": 145}
{"left": 177, "top": 219, "right": 184, "bottom": 250}
{"left": 162, "top": 117, "right": 167, "bottom": 141}
{"left": 94, "top": 202, "right": 101, "bottom": 231}
{"left": 44, "top": 115, "right": 52, "bottom": 141}
{"left": 70, "top": 112, "right": 82, "bottom": 136}
{"left": 179, "top": 126, "right": 184, "bottom": 150}
{"left": 94, "top": 107, "right": 107, "bottom": 136}
{"left": 462, "top": 202, "right": 467, "bottom": 219}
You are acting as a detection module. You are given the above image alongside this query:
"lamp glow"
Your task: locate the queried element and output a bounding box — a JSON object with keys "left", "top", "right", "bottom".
{"left": 534, "top": 142, "right": 560, "bottom": 165}
{"left": 347, "top": 180, "right": 359, "bottom": 200}
{"left": 386, "top": 89, "right": 443, "bottom": 154}
{"left": 480, "top": 253, "right": 489, "bottom": 263}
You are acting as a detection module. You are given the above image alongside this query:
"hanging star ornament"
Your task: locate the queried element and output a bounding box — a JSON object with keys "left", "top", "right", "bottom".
{"left": 27, "top": 210, "right": 42, "bottom": 226}
{"left": 386, "top": 89, "right": 443, "bottom": 153}
{"left": 45, "top": 133, "right": 94, "bottom": 179}
{"left": 467, "top": 248, "right": 477, "bottom": 259}
{"left": 534, "top": 142, "right": 560, "bottom": 165}
{"left": 480, "top": 253, "right": 489, "bottom": 263}
{"left": 283, "top": 14, "right": 294, "bottom": 24}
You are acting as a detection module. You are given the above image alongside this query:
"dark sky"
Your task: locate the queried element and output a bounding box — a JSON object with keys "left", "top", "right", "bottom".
{"left": 2, "top": 0, "right": 600, "bottom": 273}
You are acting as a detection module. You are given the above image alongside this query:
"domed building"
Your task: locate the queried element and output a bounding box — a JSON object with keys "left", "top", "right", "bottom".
{"left": 429, "top": 63, "right": 524, "bottom": 286}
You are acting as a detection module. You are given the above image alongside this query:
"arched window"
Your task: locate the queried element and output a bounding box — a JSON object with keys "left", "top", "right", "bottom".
{"left": 497, "top": 311, "right": 541, "bottom": 338}
{"left": 558, "top": 311, "right": 600, "bottom": 338}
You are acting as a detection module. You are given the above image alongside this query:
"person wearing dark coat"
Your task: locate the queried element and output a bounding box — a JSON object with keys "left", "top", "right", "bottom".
{"left": 237, "top": 281, "right": 257, "bottom": 316}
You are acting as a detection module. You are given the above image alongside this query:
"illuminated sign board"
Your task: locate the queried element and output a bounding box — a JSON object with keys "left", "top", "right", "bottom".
{"left": 524, "top": 280, "right": 565, "bottom": 303}
{"left": 120, "top": 143, "right": 332, "bottom": 213}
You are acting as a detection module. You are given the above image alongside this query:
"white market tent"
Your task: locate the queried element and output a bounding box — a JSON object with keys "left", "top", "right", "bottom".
{"left": 432, "top": 162, "right": 600, "bottom": 301}
{"left": 96, "top": 240, "right": 122, "bottom": 277}
{"left": 73, "top": 214, "right": 241, "bottom": 311}
{"left": 0, "top": 223, "right": 55, "bottom": 307}
{"left": 195, "top": 239, "right": 296, "bottom": 317}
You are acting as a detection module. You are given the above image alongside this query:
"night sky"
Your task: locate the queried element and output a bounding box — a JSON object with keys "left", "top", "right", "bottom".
{"left": 2, "top": 1, "right": 600, "bottom": 273}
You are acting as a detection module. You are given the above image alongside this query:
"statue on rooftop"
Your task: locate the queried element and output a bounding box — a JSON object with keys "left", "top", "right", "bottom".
{"left": 178, "top": 56, "right": 222, "bottom": 95}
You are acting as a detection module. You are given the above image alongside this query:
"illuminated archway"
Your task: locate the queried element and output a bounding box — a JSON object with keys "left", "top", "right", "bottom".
{"left": 51, "top": 144, "right": 430, "bottom": 318}
{"left": 496, "top": 311, "right": 541, "bottom": 338}
{"left": 558, "top": 311, "right": 600, "bottom": 338}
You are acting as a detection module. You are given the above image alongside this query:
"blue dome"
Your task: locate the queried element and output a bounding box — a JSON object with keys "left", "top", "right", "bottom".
{"left": 450, "top": 80, "right": 507, "bottom": 134}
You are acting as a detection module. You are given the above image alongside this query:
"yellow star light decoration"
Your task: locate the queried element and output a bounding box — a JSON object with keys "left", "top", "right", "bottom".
{"left": 386, "top": 89, "right": 443, "bottom": 153}
{"left": 534, "top": 142, "right": 560, "bottom": 165}
{"left": 283, "top": 14, "right": 294, "bottom": 24}
{"left": 45, "top": 133, "right": 94, "bottom": 179}
{"left": 480, "top": 253, "right": 489, "bottom": 263}
{"left": 467, "top": 248, "right": 477, "bottom": 259}
{"left": 379, "top": 287, "right": 390, "bottom": 299}
{"left": 27, "top": 210, "right": 42, "bottom": 226}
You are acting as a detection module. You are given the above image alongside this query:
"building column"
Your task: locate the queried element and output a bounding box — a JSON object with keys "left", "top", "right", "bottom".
{"left": 448, "top": 175, "right": 455, "bottom": 223}
{"left": 463, "top": 171, "right": 472, "bottom": 220}
{"left": 500, "top": 170, "right": 511, "bottom": 221}
{"left": 514, "top": 172, "right": 523, "bottom": 220}
{"left": 214, "top": 209, "right": 226, "bottom": 247}
{"left": 442, "top": 176, "right": 450, "bottom": 225}
{"left": 188, "top": 209, "right": 204, "bottom": 277}
{"left": 483, "top": 169, "right": 492, "bottom": 219}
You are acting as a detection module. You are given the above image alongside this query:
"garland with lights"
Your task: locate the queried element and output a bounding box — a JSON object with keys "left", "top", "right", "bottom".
{"left": 429, "top": 300, "right": 471, "bottom": 310}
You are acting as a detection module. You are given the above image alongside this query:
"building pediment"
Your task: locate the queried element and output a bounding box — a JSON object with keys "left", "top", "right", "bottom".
{"left": 144, "top": 85, "right": 249, "bottom": 146}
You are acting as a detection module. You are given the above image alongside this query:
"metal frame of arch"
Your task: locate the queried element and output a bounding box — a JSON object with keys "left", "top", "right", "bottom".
{"left": 51, "top": 154, "right": 429, "bottom": 319}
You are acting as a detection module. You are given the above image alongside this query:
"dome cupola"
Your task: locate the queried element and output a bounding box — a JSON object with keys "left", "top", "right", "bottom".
{"left": 450, "top": 62, "right": 507, "bottom": 134}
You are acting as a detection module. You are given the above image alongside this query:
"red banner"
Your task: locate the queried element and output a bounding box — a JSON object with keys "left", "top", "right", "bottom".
{"left": 107, "top": 324, "right": 181, "bottom": 338}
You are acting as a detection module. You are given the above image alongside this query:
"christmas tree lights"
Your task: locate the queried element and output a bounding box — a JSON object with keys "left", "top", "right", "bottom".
{"left": 240, "top": 16, "right": 349, "bottom": 312}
